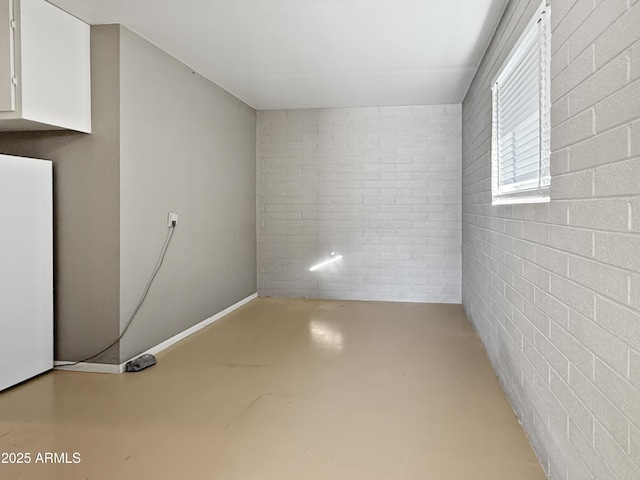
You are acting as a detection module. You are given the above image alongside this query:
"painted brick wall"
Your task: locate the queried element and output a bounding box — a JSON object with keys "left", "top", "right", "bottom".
{"left": 257, "top": 106, "right": 461, "bottom": 303}
{"left": 462, "top": 0, "right": 640, "bottom": 479}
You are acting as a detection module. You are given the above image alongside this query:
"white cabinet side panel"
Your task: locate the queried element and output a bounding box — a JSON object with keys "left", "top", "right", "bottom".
{"left": 20, "top": 0, "right": 90, "bottom": 132}
{"left": 0, "top": 154, "right": 53, "bottom": 391}
{"left": 0, "top": 0, "right": 15, "bottom": 112}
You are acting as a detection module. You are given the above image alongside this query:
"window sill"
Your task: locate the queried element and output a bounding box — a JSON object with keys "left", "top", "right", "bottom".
{"left": 492, "top": 194, "right": 550, "bottom": 205}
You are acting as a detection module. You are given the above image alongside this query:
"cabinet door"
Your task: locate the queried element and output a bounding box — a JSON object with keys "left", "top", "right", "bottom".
{"left": 0, "top": 154, "right": 53, "bottom": 391}
{"left": 0, "top": 0, "right": 15, "bottom": 112}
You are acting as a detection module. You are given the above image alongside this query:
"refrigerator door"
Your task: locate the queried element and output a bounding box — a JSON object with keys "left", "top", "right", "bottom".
{"left": 0, "top": 153, "right": 53, "bottom": 391}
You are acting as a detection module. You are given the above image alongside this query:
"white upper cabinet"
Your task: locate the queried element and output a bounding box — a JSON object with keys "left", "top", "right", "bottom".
{"left": 0, "top": 0, "right": 90, "bottom": 132}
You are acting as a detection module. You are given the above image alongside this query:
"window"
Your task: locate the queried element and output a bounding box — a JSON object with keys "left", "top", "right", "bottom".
{"left": 491, "top": 2, "right": 551, "bottom": 204}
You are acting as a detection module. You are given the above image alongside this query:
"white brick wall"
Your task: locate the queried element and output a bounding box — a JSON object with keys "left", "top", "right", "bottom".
{"left": 462, "top": 0, "right": 640, "bottom": 479}
{"left": 257, "top": 105, "right": 461, "bottom": 303}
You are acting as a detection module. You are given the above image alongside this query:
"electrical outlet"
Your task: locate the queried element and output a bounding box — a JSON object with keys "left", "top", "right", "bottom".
{"left": 167, "top": 212, "right": 179, "bottom": 227}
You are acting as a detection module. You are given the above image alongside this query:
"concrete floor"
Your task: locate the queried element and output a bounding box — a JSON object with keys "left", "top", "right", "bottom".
{"left": 0, "top": 298, "right": 545, "bottom": 479}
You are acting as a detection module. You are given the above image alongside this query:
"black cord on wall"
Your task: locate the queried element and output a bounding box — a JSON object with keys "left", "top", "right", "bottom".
{"left": 57, "top": 221, "right": 177, "bottom": 368}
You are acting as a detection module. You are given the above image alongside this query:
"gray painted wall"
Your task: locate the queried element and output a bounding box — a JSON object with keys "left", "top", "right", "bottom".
{"left": 462, "top": 1, "right": 640, "bottom": 479}
{"left": 0, "top": 25, "right": 121, "bottom": 363}
{"left": 117, "top": 27, "right": 257, "bottom": 362}
{"left": 257, "top": 106, "right": 461, "bottom": 303}
{"left": 0, "top": 25, "right": 257, "bottom": 364}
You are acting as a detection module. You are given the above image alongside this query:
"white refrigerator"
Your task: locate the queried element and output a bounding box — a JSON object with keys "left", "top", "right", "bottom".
{"left": 0, "top": 153, "right": 53, "bottom": 391}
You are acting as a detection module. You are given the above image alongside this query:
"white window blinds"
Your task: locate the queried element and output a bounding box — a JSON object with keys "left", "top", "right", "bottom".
{"left": 491, "top": 2, "right": 550, "bottom": 204}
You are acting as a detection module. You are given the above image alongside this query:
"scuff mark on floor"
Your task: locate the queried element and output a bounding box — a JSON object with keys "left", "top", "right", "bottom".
{"left": 266, "top": 392, "right": 297, "bottom": 398}
{"left": 397, "top": 454, "right": 409, "bottom": 480}
{"left": 223, "top": 363, "right": 269, "bottom": 368}
{"left": 224, "top": 395, "right": 263, "bottom": 429}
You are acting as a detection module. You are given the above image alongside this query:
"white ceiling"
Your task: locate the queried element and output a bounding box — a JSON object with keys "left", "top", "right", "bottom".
{"left": 47, "top": 0, "right": 509, "bottom": 110}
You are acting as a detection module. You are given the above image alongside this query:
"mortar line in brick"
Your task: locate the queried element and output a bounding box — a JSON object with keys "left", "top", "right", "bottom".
{"left": 561, "top": 78, "right": 640, "bottom": 127}
{"left": 464, "top": 229, "right": 638, "bottom": 299}
{"left": 551, "top": 4, "right": 596, "bottom": 56}
{"left": 566, "top": 10, "right": 630, "bottom": 69}
{"left": 540, "top": 319, "right": 638, "bottom": 437}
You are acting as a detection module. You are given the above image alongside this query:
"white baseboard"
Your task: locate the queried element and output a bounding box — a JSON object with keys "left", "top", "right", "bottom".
{"left": 141, "top": 292, "right": 258, "bottom": 357}
{"left": 54, "top": 292, "right": 258, "bottom": 374}
{"left": 54, "top": 361, "right": 124, "bottom": 374}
